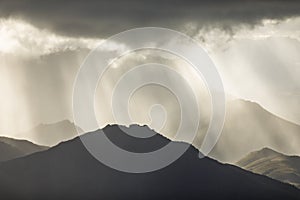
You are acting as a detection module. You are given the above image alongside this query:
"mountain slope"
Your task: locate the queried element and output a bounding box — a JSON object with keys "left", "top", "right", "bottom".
{"left": 0, "top": 137, "right": 47, "bottom": 162}
{"left": 237, "top": 147, "right": 300, "bottom": 189}
{"left": 0, "top": 125, "right": 299, "bottom": 200}
{"left": 0, "top": 141, "right": 22, "bottom": 162}
{"left": 207, "top": 99, "right": 300, "bottom": 163}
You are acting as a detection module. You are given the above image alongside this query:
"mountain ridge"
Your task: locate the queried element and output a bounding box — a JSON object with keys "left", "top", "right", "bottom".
{"left": 237, "top": 147, "right": 300, "bottom": 189}
{"left": 0, "top": 124, "right": 299, "bottom": 199}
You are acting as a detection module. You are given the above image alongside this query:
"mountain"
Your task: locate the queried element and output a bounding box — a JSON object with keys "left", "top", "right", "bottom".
{"left": 236, "top": 147, "right": 300, "bottom": 189}
{"left": 0, "top": 137, "right": 47, "bottom": 162}
{"left": 0, "top": 141, "right": 22, "bottom": 162}
{"left": 207, "top": 99, "right": 300, "bottom": 163}
{"left": 0, "top": 125, "right": 299, "bottom": 200}
{"left": 20, "top": 120, "right": 83, "bottom": 146}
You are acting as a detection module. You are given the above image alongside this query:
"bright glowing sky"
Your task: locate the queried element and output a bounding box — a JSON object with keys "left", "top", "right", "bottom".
{"left": 0, "top": 16, "right": 299, "bottom": 140}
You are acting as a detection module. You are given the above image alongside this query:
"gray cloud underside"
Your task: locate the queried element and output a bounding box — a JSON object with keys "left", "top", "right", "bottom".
{"left": 1, "top": 0, "right": 300, "bottom": 37}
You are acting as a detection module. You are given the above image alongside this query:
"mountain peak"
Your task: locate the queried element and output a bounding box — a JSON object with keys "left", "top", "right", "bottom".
{"left": 259, "top": 147, "right": 282, "bottom": 155}
{"left": 80, "top": 124, "right": 198, "bottom": 154}
{"left": 251, "top": 147, "right": 284, "bottom": 158}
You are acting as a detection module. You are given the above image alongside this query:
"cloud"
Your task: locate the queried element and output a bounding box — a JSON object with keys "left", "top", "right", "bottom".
{"left": 0, "top": 18, "right": 102, "bottom": 57}
{"left": 0, "top": 0, "right": 300, "bottom": 38}
{"left": 186, "top": 17, "right": 300, "bottom": 53}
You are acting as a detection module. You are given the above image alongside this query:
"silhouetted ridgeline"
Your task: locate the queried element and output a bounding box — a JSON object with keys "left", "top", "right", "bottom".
{"left": 0, "top": 125, "right": 299, "bottom": 200}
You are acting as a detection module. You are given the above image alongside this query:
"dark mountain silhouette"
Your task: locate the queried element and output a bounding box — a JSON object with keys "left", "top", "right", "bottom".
{"left": 0, "top": 125, "right": 299, "bottom": 200}
{"left": 0, "top": 137, "right": 47, "bottom": 162}
{"left": 207, "top": 99, "right": 300, "bottom": 163}
{"left": 237, "top": 147, "right": 300, "bottom": 189}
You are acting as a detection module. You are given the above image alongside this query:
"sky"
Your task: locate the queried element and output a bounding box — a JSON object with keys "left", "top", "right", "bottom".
{"left": 0, "top": 0, "right": 299, "bottom": 146}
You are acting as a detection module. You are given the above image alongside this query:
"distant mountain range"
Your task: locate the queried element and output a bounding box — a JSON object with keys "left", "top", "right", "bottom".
{"left": 20, "top": 120, "right": 82, "bottom": 146}
{"left": 237, "top": 147, "right": 300, "bottom": 189}
{"left": 207, "top": 99, "right": 300, "bottom": 163}
{"left": 0, "top": 137, "right": 47, "bottom": 162}
{"left": 0, "top": 125, "right": 299, "bottom": 200}
{"left": 0, "top": 120, "right": 78, "bottom": 161}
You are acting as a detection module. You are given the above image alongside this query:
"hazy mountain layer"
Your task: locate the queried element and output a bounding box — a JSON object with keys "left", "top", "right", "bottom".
{"left": 207, "top": 99, "right": 300, "bottom": 163}
{"left": 0, "top": 137, "right": 47, "bottom": 162}
{"left": 20, "top": 120, "right": 82, "bottom": 146}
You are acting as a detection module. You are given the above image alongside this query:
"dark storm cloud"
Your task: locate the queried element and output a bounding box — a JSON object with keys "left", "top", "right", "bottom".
{"left": 0, "top": 0, "right": 300, "bottom": 37}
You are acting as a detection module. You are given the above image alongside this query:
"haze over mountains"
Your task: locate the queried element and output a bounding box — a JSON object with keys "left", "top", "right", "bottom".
{"left": 207, "top": 99, "right": 300, "bottom": 163}
{"left": 17, "top": 120, "right": 82, "bottom": 147}
{"left": 0, "top": 125, "right": 299, "bottom": 200}
{"left": 237, "top": 147, "right": 300, "bottom": 189}
{"left": 0, "top": 1, "right": 299, "bottom": 199}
